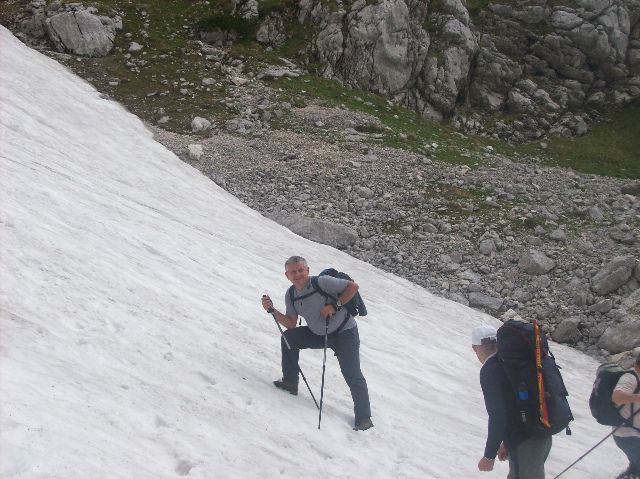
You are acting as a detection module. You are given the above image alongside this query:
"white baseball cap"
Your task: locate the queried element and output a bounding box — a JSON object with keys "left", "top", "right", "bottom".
{"left": 472, "top": 324, "right": 498, "bottom": 346}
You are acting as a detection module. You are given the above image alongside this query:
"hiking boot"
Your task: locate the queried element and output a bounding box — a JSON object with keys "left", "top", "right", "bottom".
{"left": 354, "top": 417, "right": 374, "bottom": 431}
{"left": 273, "top": 379, "right": 298, "bottom": 395}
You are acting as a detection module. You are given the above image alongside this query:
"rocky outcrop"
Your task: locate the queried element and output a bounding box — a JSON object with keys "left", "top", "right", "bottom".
{"left": 256, "top": 13, "right": 287, "bottom": 47}
{"left": 303, "top": 0, "right": 640, "bottom": 141}
{"left": 310, "top": 0, "right": 431, "bottom": 102}
{"left": 16, "top": 1, "right": 121, "bottom": 57}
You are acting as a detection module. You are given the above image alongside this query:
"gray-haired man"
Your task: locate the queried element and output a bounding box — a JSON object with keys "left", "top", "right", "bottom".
{"left": 261, "top": 256, "right": 373, "bottom": 431}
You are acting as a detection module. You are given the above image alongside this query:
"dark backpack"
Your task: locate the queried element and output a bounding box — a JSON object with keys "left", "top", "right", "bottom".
{"left": 589, "top": 363, "right": 640, "bottom": 428}
{"left": 287, "top": 268, "right": 367, "bottom": 330}
{"left": 497, "top": 319, "right": 574, "bottom": 437}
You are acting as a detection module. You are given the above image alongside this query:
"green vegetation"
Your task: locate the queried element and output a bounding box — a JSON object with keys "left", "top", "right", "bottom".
{"left": 1, "top": 0, "right": 637, "bottom": 178}
{"left": 196, "top": 14, "right": 257, "bottom": 39}
{"left": 527, "top": 102, "right": 640, "bottom": 178}
{"left": 268, "top": 74, "right": 500, "bottom": 165}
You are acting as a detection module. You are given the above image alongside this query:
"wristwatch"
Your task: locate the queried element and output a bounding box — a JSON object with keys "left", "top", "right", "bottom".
{"left": 336, "top": 299, "right": 343, "bottom": 309}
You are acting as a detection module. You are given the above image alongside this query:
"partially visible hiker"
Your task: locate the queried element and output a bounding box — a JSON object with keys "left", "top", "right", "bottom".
{"left": 612, "top": 354, "right": 640, "bottom": 479}
{"left": 261, "top": 255, "right": 373, "bottom": 431}
{"left": 472, "top": 324, "right": 552, "bottom": 479}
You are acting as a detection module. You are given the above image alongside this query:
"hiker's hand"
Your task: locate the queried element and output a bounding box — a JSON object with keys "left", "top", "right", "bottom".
{"left": 261, "top": 295, "right": 274, "bottom": 313}
{"left": 320, "top": 303, "right": 337, "bottom": 318}
{"left": 478, "top": 457, "right": 494, "bottom": 471}
{"left": 497, "top": 444, "right": 508, "bottom": 461}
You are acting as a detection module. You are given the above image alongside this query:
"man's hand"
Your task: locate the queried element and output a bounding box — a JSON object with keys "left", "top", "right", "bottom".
{"left": 478, "top": 457, "right": 495, "bottom": 472}
{"left": 497, "top": 444, "right": 508, "bottom": 461}
{"left": 320, "top": 303, "right": 337, "bottom": 318}
{"left": 261, "top": 295, "right": 274, "bottom": 313}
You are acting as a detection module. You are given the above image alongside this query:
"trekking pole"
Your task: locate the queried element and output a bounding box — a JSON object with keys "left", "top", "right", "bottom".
{"left": 318, "top": 316, "right": 330, "bottom": 430}
{"left": 266, "top": 307, "right": 319, "bottom": 410}
{"left": 553, "top": 407, "right": 640, "bottom": 479}
{"left": 552, "top": 430, "right": 616, "bottom": 479}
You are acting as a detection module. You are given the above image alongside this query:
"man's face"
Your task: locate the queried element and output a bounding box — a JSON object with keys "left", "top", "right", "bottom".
{"left": 285, "top": 261, "right": 310, "bottom": 287}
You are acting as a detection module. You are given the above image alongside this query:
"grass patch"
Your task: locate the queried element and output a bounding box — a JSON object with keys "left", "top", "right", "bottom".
{"left": 270, "top": 74, "right": 500, "bottom": 166}
{"left": 423, "top": 182, "right": 503, "bottom": 218}
{"left": 524, "top": 102, "right": 640, "bottom": 178}
{"left": 196, "top": 14, "right": 257, "bottom": 39}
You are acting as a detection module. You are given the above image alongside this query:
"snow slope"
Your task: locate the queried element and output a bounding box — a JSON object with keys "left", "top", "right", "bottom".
{"left": 0, "top": 26, "right": 624, "bottom": 478}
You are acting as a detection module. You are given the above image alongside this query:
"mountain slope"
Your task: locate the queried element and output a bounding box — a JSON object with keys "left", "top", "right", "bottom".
{"left": 0, "top": 26, "right": 625, "bottom": 479}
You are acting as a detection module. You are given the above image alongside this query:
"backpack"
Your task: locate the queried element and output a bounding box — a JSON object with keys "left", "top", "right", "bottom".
{"left": 496, "top": 319, "right": 574, "bottom": 437}
{"left": 287, "top": 268, "right": 367, "bottom": 331}
{"left": 589, "top": 363, "right": 640, "bottom": 429}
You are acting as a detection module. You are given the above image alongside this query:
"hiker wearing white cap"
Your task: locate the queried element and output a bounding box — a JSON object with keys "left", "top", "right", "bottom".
{"left": 472, "top": 324, "right": 552, "bottom": 479}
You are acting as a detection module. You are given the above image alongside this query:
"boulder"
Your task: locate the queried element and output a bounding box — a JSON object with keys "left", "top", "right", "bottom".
{"left": 518, "top": 249, "right": 556, "bottom": 275}
{"left": 552, "top": 318, "right": 581, "bottom": 343}
{"left": 468, "top": 292, "right": 504, "bottom": 311}
{"left": 598, "top": 319, "right": 640, "bottom": 354}
{"left": 621, "top": 182, "right": 640, "bottom": 195}
{"left": 274, "top": 214, "right": 359, "bottom": 249}
{"left": 622, "top": 288, "right": 640, "bottom": 315}
{"left": 479, "top": 238, "right": 497, "bottom": 255}
{"left": 187, "top": 144, "right": 203, "bottom": 161}
{"left": 191, "top": 117, "right": 212, "bottom": 133}
{"left": 45, "top": 10, "right": 115, "bottom": 57}
{"left": 591, "top": 255, "right": 638, "bottom": 295}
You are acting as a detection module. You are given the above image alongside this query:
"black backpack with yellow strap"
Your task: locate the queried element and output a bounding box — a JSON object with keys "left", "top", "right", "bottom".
{"left": 497, "top": 319, "right": 574, "bottom": 437}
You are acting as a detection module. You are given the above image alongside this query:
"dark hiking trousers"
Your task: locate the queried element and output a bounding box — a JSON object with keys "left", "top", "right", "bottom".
{"left": 507, "top": 435, "right": 552, "bottom": 479}
{"left": 281, "top": 325, "right": 371, "bottom": 421}
{"left": 614, "top": 436, "right": 640, "bottom": 474}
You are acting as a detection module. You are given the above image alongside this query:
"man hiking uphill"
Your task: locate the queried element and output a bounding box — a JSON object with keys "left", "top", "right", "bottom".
{"left": 472, "top": 324, "right": 552, "bottom": 479}
{"left": 261, "top": 255, "right": 373, "bottom": 431}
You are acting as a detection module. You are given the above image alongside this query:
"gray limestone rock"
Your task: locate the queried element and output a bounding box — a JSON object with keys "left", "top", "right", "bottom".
{"left": 479, "top": 238, "right": 497, "bottom": 255}
{"left": 187, "top": 144, "right": 203, "bottom": 161}
{"left": 45, "top": 10, "right": 115, "bottom": 57}
{"left": 591, "top": 255, "right": 638, "bottom": 295}
{"left": 256, "top": 13, "right": 287, "bottom": 47}
{"left": 621, "top": 182, "right": 640, "bottom": 195}
{"left": 191, "top": 117, "right": 212, "bottom": 133}
{"left": 274, "top": 214, "right": 359, "bottom": 249}
{"left": 552, "top": 318, "right": 582, "bottom": 343}
{"left": 550, "top": 228, "right": 568, "bottom": 242}
{"left": 598, "top": 319, "right": 640, "bottom": 353}
{"left": 622, "top": 288, "right": 640, "bottom": 315}
{"left": 518, "top": 249, "right": 556, "bottom": 275}
{"left": 468, "top": 292, "right": 504, "bottom": 311}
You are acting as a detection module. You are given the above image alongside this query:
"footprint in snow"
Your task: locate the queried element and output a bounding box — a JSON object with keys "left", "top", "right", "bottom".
{"left": 175, "top": 459, "right": 196, "bottom": 476}
{"left": 154, "top": 415, "right": 168, "bottom": 428}
{"left": 195, "top": 372, "right": 217, "bottom": 386}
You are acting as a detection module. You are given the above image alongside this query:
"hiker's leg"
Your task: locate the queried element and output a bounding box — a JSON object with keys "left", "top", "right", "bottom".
{"left": 613, "top": 436, "right": 640, "bottom": 474}
{"left": 507, "top": 445, "right": 519, "bottom": 479}
{"left": 512, "top": 436, "right": 552, "bottom": 479}
{"left": 331, "top": 326, "right": 371, "bottom": 420}
{"left": 281, "top": 326, "right": 323, "bottom": 383}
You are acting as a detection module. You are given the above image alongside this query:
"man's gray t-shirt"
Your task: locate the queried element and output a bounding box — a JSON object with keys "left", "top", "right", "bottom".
{"left": 285, "top": 275, "right": 356, "bottom": 335}
{"left": 613, "top": 370, "right": 640, "bottom": 438}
